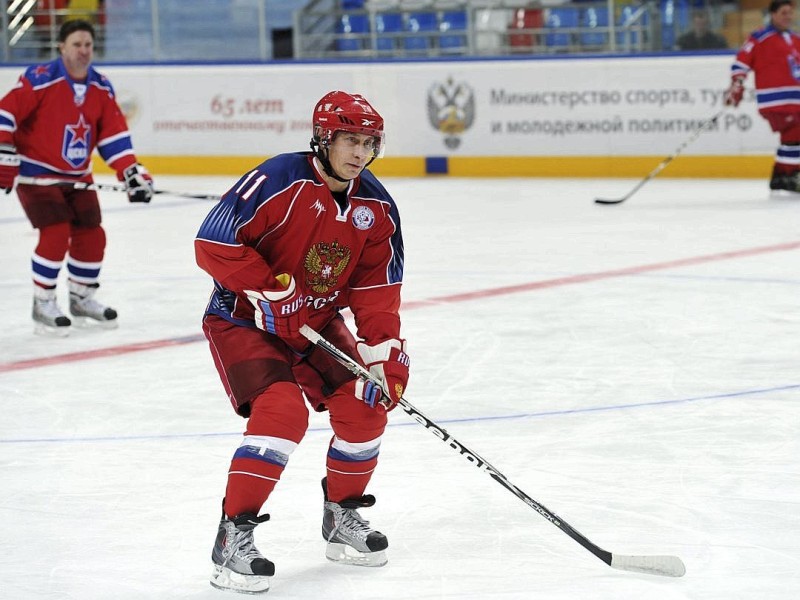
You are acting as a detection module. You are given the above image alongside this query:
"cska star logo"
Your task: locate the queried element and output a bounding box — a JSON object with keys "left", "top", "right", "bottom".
{"left": 303, "top": 240, "right": 351, "bottom": 294}
{"left": 62, "top": 115, "right": 91, "bottom": 168}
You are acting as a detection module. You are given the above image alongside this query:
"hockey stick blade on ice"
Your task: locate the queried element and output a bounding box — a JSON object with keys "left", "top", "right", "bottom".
{"left": 16, "top": 176, "right": 221, "bottom": 201}
{"left": 299, "top": 325, "right": 686, "bottom": 578}
{"left": 594, "top": 109, "right": 725, "bottom": 205}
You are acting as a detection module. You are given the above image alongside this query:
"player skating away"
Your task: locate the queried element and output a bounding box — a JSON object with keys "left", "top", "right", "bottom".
{"left": 0, "top": 19, "right": 154, "bottom": 336}
{"left": 195, "top": 91, "right": 410, "bottom": 594}
{"left": 724, "top": 0, "right": 800, "bottom": 193}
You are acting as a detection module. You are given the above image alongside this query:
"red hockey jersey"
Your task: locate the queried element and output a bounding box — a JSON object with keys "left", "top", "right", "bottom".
{"left": 195, "top": 152, "right": 404, "bottom": 346}
{"left": 732, "top": 24, "right": 800, "bottom": 112}
{"left": 0, "top": 57, "right": 138, "bottom": 180}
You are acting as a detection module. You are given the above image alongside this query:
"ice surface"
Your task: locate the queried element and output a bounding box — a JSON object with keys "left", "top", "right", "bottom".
{"left": 1, "top": 175, "right": 798, "bottom": 599}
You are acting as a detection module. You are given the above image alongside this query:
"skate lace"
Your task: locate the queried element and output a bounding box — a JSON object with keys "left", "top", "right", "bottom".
{"left": 332, "top": 507, "right": 372, "bottom": 542}
{"left": 73, "top": 295, "right": 105, "bottom": 313}
{"left": 223, "top": 528, "right": 263, "bottom": 567}
{"left": 35, "top": 296, "right": 66, "bottom": 319}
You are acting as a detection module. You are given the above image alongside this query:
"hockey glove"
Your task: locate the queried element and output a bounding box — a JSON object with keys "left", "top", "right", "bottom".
{"left": 244, "top": 273, "right": 309, "bottom": 345}
{"left": 356, "top": 339, "right": 410, "bottom": 410}
{"left": 723, "top": 77, "right": 745, "bottom": 108}
{"left": 0, "top": 144, "right": 20, "bottom": 193}
{"left": 119, "top": 163, "right": 154, "bottom": 203}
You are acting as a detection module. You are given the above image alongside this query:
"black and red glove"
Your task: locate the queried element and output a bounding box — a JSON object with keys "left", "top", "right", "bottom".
{"left": 723, "top": 76, "right": 745, "bottom": 108}
{"left": 117, "top": 163, "right": 154, "bottom": 203}
{"left": 0, "top": 144, "right": 20, "bottom": 193}
{"left": 356, "top": 338, "right": 410, "bottom": 410}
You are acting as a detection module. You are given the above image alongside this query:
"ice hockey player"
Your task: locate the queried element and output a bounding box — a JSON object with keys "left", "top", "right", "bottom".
{"left": 724, "top": 0, "right": 800, "bottom": 193}
{"left": 0, "top": 19, "right": 153, "bottom": 336}
{"left": 194, "top": 90, "right": 410, "bottom": 593}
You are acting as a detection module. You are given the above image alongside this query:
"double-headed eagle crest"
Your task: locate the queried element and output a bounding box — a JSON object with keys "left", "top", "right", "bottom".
{"left": 304, "top": 240, "right": 351, "bottom": 294}
{"left": 427, "top": 77, "right": 475, "bottom": 150}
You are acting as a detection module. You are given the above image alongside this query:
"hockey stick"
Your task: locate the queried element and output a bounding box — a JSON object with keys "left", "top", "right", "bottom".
{"left": 299, "top": 325, "right": 686, "bottom": 578}
{"left": 594, "top": 109, "right": 725, "bottom": 205}
{"left": 16, "top": 176, "right": 221, "bottom": 201}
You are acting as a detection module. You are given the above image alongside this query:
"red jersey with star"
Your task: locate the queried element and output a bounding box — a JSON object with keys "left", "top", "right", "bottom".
{"left": 0, "top": 57, "right": 138, "bottom": 180}
{"left": 195, "top": 152, "right": 404, "bottom": 346}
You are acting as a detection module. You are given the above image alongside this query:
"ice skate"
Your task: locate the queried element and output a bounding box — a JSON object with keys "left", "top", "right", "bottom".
{"left": 321, "top": 477, "right": 388, "bottom": 567}
{"left": 210, "top": 510, "right": 274, "bottom": 594}
{"left": 769, "top": 170, "right": 800, "bottom": 197}
{"left": 32, "top": 286, "right": 71, "bottom": 337}
{"left": 68, "top": 281, "right": 118, "bottom": 329}
{"left": 769, "top": 174, "right": 789, "bottom": 191}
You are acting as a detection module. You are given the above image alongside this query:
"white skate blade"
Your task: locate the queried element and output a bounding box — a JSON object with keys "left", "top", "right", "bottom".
{"left": 769, "top": 188, "right": 800, "bottom": 198}
{"left": 210, "top": 564, "right": 270, "bottom": 594}
{"left": 34, "top": 322, "right": 70, "bottom": 337}
{"left": 71, "top": 315, "right": 119, "bottom": 330}
{"left": 325, "top": 542, "right": 387, "bottom": 567}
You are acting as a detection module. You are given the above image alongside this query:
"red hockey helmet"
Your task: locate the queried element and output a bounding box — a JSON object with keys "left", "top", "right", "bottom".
{"left": 312, "top": 91, "right": 385, "bottom": 158}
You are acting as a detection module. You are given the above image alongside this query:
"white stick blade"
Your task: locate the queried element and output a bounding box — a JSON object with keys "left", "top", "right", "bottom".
{"left": 610, "top": 554, "right": 686, "bottom": 578}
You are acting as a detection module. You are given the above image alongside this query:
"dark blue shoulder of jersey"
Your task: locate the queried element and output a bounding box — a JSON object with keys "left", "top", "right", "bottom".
{"left": 196, "top": 152, "right": 315, "bottom": 245}
{"left": 87, "top": 66, "right": 116, "bottom": 95}
{"left": 24, "top": 59, "right": 60, "bottom": 86}
{"left": 356, "top": 168, "right": 404, "bottom": 284}
{"left": 753, "top": 25, "right": 777, "bottom": 43}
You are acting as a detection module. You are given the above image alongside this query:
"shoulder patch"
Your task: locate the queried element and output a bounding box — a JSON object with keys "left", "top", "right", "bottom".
{"left": 352, "top": 205, "right": 375, "bottom": 230}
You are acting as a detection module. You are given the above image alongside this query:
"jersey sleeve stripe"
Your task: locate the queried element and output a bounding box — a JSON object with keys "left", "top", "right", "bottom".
{"left": 0, "top": 109, "right": 16, "bottom": 131}
{"left": 196, "top": 201, "right": 240, "bottom": 245}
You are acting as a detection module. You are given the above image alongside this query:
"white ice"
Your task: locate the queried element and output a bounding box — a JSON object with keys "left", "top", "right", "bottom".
{"left": 1, "top": 175, "right": 798, "bottom": 599}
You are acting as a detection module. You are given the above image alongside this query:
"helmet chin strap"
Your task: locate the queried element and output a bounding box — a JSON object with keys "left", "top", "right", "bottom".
{"left": 311, "top": 138, "right": 378, "bottom": 184}
{"left": 311, "top": 140, "right": 350, "bottom": 183}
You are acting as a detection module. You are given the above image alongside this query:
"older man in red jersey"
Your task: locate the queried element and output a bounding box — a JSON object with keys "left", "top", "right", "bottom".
{"left": 0, "top": 19, "right": 154, "bottom": 335}
{"left": 725, "top": 0, "right": 800, "bottom": 192}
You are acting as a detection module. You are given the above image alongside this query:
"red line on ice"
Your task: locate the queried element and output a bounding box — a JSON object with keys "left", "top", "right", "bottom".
{"left": 2, "top": 240, "right": 798, "bottom": 373}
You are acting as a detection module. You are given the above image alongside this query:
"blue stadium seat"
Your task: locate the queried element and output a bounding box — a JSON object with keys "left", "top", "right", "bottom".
{"left": 660, "top": 0, "right": 690, "bottom": 49}
{"left": 581, "top": 6, "right": 608, "bottom": 48}
{"left": 439, "top": 10, "right": 468, "bottom": 53}
{"left": 336, "top": 13, "right": 369, "bottom": 52}
{"left": 617, "top": 4, "right": 649, "bottom": 48}
{"left": 376, "top": 12, "right": 404, "bottom": 51}
{"left": 544, "top": 7, "right": 579, "bottom": 49}
{"left": 404, "top": 11, "right": 438, "bottom": 51}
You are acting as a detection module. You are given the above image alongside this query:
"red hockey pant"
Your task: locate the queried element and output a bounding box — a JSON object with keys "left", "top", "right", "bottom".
{"left": 16, "top": 185, "right": 105, "bottom": 287}
{"left": 203, "top": 315, "right": 388, "bottom": 517}
{"left": 762, "top": 111, "right": 800, "bottom": 175}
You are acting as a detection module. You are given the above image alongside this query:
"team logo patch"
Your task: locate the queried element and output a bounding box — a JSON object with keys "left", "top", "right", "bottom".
{"left": 790, "top": 55, "right": 800, "bottom": 81}
{"left": 352, "top": 206, "right": 375, "bottom": 230}
{"left": 304, "top": 240, "right": 351, "bottom": 294}
{"left": 62, "top": 115, "right": 91, "bottom": 168}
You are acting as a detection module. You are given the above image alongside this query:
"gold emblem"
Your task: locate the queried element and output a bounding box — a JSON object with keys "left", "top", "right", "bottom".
{"left": 304, "top": 240, "right": 351, "bottom": 293}
{"left": 427, "top": 77, "right": 475, "bottom": 150}
{"left": 394, "top": 383, "right": 404, "bottom": 399}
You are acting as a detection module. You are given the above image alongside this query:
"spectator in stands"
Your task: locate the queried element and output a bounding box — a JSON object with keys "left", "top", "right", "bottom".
{"left": 676, "top": 10, "right": 728, "bottom": 50}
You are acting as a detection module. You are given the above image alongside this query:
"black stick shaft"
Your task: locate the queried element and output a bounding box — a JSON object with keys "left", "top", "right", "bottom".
{"left": 595, "top": 110, "right": 724, "bottom": 205}
{"left": 16, "top": 176, "right": 220, "bottom": 201}
{"left": 300, "top": 326, "right": 685, "bottom": 577}
{"left": 300, "top": 325, "right": 613, "bottom": 565}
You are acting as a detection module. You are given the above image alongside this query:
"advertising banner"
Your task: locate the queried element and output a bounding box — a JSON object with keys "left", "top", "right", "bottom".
{"left": 0, "top": 55, "right": 774, "bottom": 176}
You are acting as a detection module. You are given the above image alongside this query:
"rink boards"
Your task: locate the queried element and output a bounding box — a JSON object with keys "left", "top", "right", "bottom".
{"left": 0, "top": 54, "right": 772, "bottom": 178}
